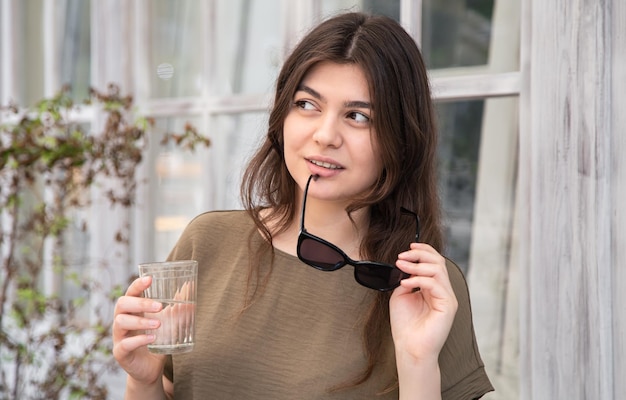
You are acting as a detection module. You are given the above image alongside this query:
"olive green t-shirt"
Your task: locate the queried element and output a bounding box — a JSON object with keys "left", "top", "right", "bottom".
{"left": 163, "top": 210, "right": 493, "bottom": 399}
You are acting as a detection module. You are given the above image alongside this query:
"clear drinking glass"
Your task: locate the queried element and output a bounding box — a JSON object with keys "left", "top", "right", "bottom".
{"left": 138, "top": 260, "right": 198, "bottom": 354}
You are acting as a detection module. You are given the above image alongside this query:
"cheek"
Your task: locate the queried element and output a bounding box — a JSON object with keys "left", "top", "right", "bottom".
{"left": 282, "top": 114, "right": 302, "bottom": 170}
{"left": 282, "top": 112, "right": 303, "bottom": 147}
{"left": 364, "top": 136, "right": 384, "bottom": 173}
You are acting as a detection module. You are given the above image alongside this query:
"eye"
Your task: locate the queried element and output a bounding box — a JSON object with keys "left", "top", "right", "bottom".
{"left": 347, "top": 111, "right": 370, "bottom": 124}
{"left": 294, "top": 100, "right": 317, "bottom": 111}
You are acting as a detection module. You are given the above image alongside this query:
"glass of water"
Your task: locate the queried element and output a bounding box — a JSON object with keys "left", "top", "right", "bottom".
{"left": 138, "top": 260, "right": 198, "bottom": 354}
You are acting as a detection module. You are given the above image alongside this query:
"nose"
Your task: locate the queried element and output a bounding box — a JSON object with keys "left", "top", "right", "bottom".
{"left": 312, "top": 114, "right": 343, "bottom": 148}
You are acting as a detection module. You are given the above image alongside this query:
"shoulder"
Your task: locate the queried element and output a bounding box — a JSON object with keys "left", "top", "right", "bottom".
{"left": 168, "top": 210, "right": 253, "bottom": 260}
{"left": 185, "top": 209, "right": 251, "bottom": 232}
{"left": 178, "top": 209, "right": 256, "bottom": 242}
{"left": 445, "top": 258, "right": 471, "bottom": 305}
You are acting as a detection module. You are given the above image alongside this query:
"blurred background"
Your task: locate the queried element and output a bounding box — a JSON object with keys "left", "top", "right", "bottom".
{"left": 1, "top": 0, "right": 521, "bottom": 398}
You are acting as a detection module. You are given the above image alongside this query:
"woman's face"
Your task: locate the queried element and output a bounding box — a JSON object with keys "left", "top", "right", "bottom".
{"left": 283, "top": 61, "right": 383, "bottom": 203}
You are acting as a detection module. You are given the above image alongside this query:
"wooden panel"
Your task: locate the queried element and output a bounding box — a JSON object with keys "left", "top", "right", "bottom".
{"left": 520, "top": 0, "right": 618, "bottom": 398}
{"left": 611, "top": 0, "right": 626, "bottom": 398}
{"left": 430, "top": 72, "right": 521, "bottom": 101}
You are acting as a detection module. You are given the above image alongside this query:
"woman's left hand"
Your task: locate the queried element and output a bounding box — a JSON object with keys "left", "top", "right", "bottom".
{"left": 390, "top": 243, "right": 458, "bottom": 364}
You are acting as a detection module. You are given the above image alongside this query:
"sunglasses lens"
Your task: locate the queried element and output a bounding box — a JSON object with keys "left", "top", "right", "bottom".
{"left": 298, "top": 237, "right": 345, "bottom": 270}
{"left": 355, "top": 265, "right": 408, "bottom": 291}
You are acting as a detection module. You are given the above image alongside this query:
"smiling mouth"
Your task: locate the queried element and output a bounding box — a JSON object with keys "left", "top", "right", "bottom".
{"left": 308, "top": 159, "right": 343, "bottom": 170}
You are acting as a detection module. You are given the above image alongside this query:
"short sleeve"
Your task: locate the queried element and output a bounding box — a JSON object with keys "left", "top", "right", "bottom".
{"left": 439, "top": 259, "right": 494, "bottom": 399}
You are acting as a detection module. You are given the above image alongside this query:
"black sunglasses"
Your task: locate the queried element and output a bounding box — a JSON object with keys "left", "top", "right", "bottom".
{"left": 296, "top": 175, "right": 420, "bottom": 291}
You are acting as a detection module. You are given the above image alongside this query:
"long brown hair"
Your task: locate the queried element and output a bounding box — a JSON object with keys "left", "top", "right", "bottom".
{"left": 240, "top": 11, "right": 442, "bottom": 391}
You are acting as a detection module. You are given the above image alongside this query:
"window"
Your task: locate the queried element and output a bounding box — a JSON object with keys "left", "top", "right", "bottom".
{"left": 0, "top": 1, "right": 521, "bottom": 397}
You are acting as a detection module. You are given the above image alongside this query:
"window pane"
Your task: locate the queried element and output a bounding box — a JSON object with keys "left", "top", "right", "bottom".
{"left": 215, "top": 0, "right": 282, "bottom": 95}
{"left": 17, "top": 0, "right": 44, "bottom": 106}
{"left": 147, "top": 0, "right": 205, "bottom": 98}
{"left": 423, "top": 0, "right": 493, "bottom": 69}
{"left": 2, "top": 0, "right": 90, "bottom": 105}
{"left": 437, "top": 100, "right": 484, "bottom": 270}
{"left": 147, "top": 113, "right": 266, "bottom": 261}
{"left": 422, "top": 0, "right": 520, "bottom": 73}
{"left": 321, "top": 0, "right": 400, "bottom": 20}
{"left": 150, "top": 117, "right": 208, "bottom": 261}
{"left": 211, "top": 112, "right": 267, "bottom": 209}
{"left": 58, "top": 0, "right": 91, "bottom": 101}
{"left": 436, "top": 97, "right": 519, "bottom": 399}
{"left": 0, "top": 5, "right": 3, "bottom": 99}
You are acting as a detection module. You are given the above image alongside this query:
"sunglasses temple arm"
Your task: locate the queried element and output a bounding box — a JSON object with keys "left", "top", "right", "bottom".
{"left": 415, "top": 214, "right": 420, "bottom": 242}
{"left": 400, "top": 206, "right": 420, "bottom": 243}
{"left": 300, "top": 175, "right": 315, "bottom": 233}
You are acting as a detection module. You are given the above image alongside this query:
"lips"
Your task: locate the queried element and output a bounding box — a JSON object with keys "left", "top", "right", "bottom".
{"left": 309, "top": 160, "right": 342, "bottom": 169}
{"left": 308, "top": 159, "right": 343, "bottom": 170}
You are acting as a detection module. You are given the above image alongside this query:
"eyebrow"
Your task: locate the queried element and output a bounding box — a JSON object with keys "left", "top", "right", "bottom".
{"left": 296, "top": 84, "right": 371, "bottom": 109}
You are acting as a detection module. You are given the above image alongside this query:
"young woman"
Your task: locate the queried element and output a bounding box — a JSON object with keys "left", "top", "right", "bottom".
{"left": 113, "top": 12, "right": 493, "bottom": 399}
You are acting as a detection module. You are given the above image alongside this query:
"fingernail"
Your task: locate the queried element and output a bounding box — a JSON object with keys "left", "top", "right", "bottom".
{"left": 149, "top": 319, "right": 159, "bottom": 328}
{"left": 152, "top": 301, "right": 162, "bottom": 311}
{"left": 141, "top": 276, "right": 150, "bottom": 285}
{"left": 146, "top": 334, "right": 156, "bottom": 342}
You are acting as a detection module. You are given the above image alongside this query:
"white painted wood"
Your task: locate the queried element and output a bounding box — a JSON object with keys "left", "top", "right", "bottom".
{"left": 136, "top": 94, "right": 272, "bottom": 116}
{"left": 41, "top": 0, "right": 63, "bottom": 301}
{"left": 430, "top": 71, "right": 521, "bottom": 102}
{"left": 42, "top": 0, "right": 60, "bottom": 97}
{"left": 520, "top": 0, "right": 619, "bottom": 398}
{"left": 400, "top": 0, "right": 422, "bottom": 45}
{"left": 611, "top": 1, "right": 626, "bottom": 398}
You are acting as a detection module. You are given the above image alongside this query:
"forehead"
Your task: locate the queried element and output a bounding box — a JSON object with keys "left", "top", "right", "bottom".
{"left": 298, "top": 61, "right": 371, "bottom": 102}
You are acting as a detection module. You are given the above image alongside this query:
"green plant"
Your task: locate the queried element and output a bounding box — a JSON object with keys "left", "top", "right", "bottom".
{"left": 0, "top": 84, "right": 210, "bottom": 399}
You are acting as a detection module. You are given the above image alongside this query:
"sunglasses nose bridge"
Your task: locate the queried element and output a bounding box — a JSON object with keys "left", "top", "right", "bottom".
{"left": 333, "top": 258, "right": 349, "bottom": 270}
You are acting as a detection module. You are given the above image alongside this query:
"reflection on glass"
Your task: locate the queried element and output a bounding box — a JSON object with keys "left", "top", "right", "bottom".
{"left": 5, "top": 0, "right": 91, "bottom": 105}
{"left": 148, "top": 0, "right": 204, "bottom": 98}
{"left": 436, "top": 97, "right": 519, "bottom": 399}
{"left": 148, "top": 113, "right": 266, "bottom": 260}
{"left": 17, "top": 0, "right": 44, "bottom": 106}
{"left": 422, "top": 0, "right": 494, "bottom": 69}
{"left": 59, "top": 0, "right": 91, "bottom": 101}
{"left": 321, "top": 0, "right": 400, "bottom": 20}
{"left": 215, "top": 0, "right": 282, "bottom": 95}
{"left": 437, "top": 100, "right": 483, "bottom": 272}
{"left": 150, "top": 117, "right": 207, "bottom": 261}
{"left": 212, "top": 112, "right": 267, "bottom": 209}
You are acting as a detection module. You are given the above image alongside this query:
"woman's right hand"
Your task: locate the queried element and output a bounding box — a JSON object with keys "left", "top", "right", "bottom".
{"left": 112, "top": 276, "right": 167, "bottom": 387}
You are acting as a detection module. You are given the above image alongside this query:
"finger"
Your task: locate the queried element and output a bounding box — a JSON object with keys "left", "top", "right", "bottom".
{"left": 399, "top": 276, "right": 457, "bottom": 308}
{"left": 114, "top": 295, "right": 163, "bottom": 316}
{"left": 112, "top": 312, "right": 161, "bottom": 343}
{"left": 400, "top": 275, "right": 441, "bottom": 292}
{"left": 395, "top": 260, "right": 444, "bottom": 277}
{"left": 409, "top": 242, "right": 441, "bottom": 254}
{"left": 113, "top": 333, "right": 156, "bottom": 360}
{"left": 114, "top": 313, "right": 161, "bottom": 333}
{"left": 392, "top": 280, "right": 419, "bottom": 296}
{"left": 126, "top": 276, "right": 153, "bottom": 297}
{"left": 398, "top": 244, "right": 445, "bottom": 263}
{"left": 173, "top": 282, "right": 185, "bottom": 301}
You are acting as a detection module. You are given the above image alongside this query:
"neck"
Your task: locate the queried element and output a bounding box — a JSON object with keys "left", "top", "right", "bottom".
{"left": 266, "top": 201, "right": 370, "bottom": 260}
{"left": 301, "top": 198, "right": 369, "bottom": 258}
